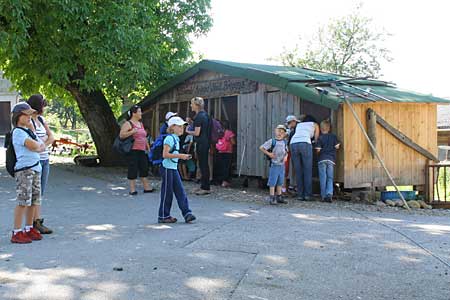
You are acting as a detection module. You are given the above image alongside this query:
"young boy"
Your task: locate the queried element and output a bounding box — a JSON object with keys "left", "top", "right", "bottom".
{"left": 259, "top": 125, "right": 289, "bottom": 205}
{"left": 10, "top": 102, "right": 46, "bottom": 243}
{"left": 315, "top": 120, "right": 340, "bottom": 202}
{"left": 158, "top": 116, "right": 196, "bottom": 224}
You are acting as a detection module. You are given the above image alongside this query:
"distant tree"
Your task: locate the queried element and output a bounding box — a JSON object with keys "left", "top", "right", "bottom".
{"left": 277, "top": 5, "right": 392, "bottom": 78}
{"left": 0, "top": 1, "right": 212, "bottom": 165}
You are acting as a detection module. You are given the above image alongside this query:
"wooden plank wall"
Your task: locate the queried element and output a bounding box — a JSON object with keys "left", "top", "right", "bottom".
{"left": 339, "top": 102, "right": 437, "bottom": 188}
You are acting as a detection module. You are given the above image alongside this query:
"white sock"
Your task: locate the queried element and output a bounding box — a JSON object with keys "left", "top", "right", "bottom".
{"left": 13, "top": 229, "right": 22, "bottom": 235}
{"left": 25, "top": 225, "right": 33, "bottom": 232}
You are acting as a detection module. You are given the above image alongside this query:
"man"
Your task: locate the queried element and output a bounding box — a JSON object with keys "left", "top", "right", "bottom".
{"left": 186, "top": 97, "right": 211, "bottom": 195}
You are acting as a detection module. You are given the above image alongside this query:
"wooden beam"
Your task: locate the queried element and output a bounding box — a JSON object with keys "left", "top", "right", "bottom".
{"left": 368, "top": 108, "right": 439, "bottom": 162}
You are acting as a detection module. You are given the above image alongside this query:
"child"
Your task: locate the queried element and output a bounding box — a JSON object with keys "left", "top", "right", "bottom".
{"left": 259, "top": 125, "right": 289, "bottom": 205}
{"left": 158, "top": 116, "right": 196, "bottom": 223}
{"left": 315, "top": 120, "right": 340, "bottom": 202}
{"left": 10, "top": 102, "right": 46, "bottom": 243}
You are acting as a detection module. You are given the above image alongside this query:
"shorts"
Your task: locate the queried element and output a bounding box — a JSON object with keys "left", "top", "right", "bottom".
{"left": 15, "top": 169, "right": 41, "bottom": 206}
{"left": 127, "top": 150, "right": 149, "bottom": 180}
{"left": 267, "top": 164, "right": 285, "bottom": 187}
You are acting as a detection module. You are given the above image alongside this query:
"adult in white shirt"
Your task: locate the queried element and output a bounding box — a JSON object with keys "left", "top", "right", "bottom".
{"left": 28, "top": 94, "right": 55, "bottom": 234}
{"left": 286, "top": 115, "right": 319, "bottom": 201}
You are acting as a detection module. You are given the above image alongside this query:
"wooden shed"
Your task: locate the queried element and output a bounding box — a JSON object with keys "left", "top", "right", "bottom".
{"left": 128, "top": 60, "right": 450, "bottom": 189}
{"left": 0, "top": 71, "right": 20, "bottom": 134}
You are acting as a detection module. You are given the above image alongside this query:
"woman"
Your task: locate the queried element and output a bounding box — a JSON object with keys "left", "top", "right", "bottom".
{"left": 120, "top": 105, "right": 154, "bottom": 195}
{"left": 27, "top": 94, "right": 55, "bottom": 234}
{"left": 215, "top": 120, "right": 236, "bottom": 187}
{"left": 287, "top": 114, "right": 319, "bottom": 201}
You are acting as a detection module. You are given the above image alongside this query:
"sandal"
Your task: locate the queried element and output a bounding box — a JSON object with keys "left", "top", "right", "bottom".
{"left": 129, "top": 191, "right": 138, "bottom": 196}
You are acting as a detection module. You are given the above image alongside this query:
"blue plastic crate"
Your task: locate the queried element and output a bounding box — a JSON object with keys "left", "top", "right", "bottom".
{"left": 381, "top": 191, "right": 417, "bottom": 201}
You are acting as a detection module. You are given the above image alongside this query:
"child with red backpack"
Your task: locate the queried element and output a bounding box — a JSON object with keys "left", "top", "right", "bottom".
{"left": 215, "top": 120, "right": 235, "bottom": 187}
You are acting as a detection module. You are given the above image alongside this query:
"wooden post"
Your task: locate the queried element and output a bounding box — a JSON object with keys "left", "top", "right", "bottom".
{"left": 340, "top": 95, "right": 411, "bottom": 211}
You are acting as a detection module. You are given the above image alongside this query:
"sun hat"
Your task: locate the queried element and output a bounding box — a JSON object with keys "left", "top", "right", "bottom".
{"left": 285, "top": 115, "right": 298, "bottom": 124}
{"left": 12, "top": 102, "right": 36, "bottom": 115}
{"left": 168, "top": 116, "right": 188, "bottom": 127}
{"left": 165, "top": 112, "right": 178, "bottom": 121}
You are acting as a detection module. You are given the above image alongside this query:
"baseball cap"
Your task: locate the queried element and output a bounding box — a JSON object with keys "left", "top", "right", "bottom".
{"left": 276, "top": 124, "right": 287, "bottom": 131}
{"left": 285, "top": 115, "right": 298, "bottom": 123}
{"left": 168, "top": 116, "right": 187, "bottom": 127}
{"left": 12, "top": 102, "right": 36, "bottom": 115}
{"left": 165, "top": 112, "right": 178, "bottom": 120}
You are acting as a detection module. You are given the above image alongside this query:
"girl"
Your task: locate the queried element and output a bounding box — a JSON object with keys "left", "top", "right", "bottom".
{"left": 158, "top": 116, "right": 196, "bottom": 224}
{"left": 215, "top": 120, "right": 236, "bottom": 187}
{"left": 120, "top": 105, "right": 154, "bottom": 195}
{"left": 27, "top": 94, "right": 55, "bottom": 234}
{"left": 10, "top": 102, "right": 46, "bottom": 243}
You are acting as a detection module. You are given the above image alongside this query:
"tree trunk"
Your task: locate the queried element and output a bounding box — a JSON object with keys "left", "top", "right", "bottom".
{"left": 66, "top": 84, "right": 120, "bottom": 166}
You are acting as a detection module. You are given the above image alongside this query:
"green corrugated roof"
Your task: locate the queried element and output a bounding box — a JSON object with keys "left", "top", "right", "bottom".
{"left": 121, "top": 60, "right": 450, "bottom": 120}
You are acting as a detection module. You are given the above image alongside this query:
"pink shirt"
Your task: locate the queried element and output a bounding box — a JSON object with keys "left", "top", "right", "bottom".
{"left": 216, "top": 130, "right": 235, "bottom": 153}
{"left": 131, "top": 122, "right": 147, "bottom": 151}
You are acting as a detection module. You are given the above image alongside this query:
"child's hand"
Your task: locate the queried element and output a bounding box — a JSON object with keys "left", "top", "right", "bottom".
{"left": 179, "top": 154, "right": 191, "bottom": 160}
{"left": 335, "top": 143, "right": 341, "bottom": 149}
{"left": 268, "top": 153, "right": 276, "bottom": 159}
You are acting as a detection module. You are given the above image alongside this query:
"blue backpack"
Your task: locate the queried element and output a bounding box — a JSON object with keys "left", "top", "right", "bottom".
{"left": 149, "top": 134, "right": 178, "bottom": 165}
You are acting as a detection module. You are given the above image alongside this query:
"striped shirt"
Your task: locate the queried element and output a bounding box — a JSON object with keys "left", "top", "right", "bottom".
{"left": 32, "top": 116, "right": 50, "bottom": 160}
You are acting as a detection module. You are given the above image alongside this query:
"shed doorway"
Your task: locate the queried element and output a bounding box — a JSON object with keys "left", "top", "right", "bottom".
{"left": 0, "top": 102, "right": 11, "bottom": 134}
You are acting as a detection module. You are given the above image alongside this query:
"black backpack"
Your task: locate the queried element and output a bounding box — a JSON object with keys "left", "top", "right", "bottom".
{"left": 5, "top": 127, "right": 39, "bottom": 177}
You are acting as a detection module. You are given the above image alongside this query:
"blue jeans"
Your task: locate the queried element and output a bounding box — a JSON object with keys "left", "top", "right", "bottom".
{"left": 291, "top": 142, "right": 313, "bottom": 198}
{"left": 318, "top": 161, "right": 334, "bottom": 199}
{"left": 267, "top": 164, "right": 285, "bottom": 187}
{"left": 159, "top": 166, "right": 192, "bottom": 220}
{"left": 40, "top": 159, "right": 50, "bottom": 196}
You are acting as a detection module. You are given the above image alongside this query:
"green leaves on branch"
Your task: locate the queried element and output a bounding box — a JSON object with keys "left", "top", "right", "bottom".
{"left": 0, "top": 0, "right": 212, "bottom": 101}
{"left": 277, "top": 5, "right": 392, "bottom": 78}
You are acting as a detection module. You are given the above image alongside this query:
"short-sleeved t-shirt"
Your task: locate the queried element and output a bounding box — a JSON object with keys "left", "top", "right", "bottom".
{"left": 162, "top": 134, "right": 180, "bottom": 170}
{"left": 261, "top": 138, "right": 287, "bottom": 165}
{"left": 13, "top": 127, "right": 42, "bottom": 173}
{"left": 193, "top": 111, "right": 210, "bottom": 145}
{"left": 290, "top": 122, "right": 316, "bottom": 145}
{"left": 315, "top": 133, "right": 340, "bottom": 163}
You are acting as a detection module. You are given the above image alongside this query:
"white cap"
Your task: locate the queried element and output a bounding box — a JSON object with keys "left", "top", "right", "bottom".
{"left": 168, "top": 116, "right": 187, "bottom": 127}
{"left": 285, "top": 115, "right": 298, "bottom": 123}
{"left": 165, "top": 112, "right": 177, "bottom": 120}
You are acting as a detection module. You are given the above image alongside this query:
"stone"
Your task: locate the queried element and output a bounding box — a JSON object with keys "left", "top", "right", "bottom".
{"left": 385, "top": 200, "right": 395, "bottom": 207}
{"left": 408, "top": 200, "right": 421, "bottom": 209}
{"left": 376, "top": 201, "right": 386, "bottom": 207}
{"left": 394, "top": 199, "right": 405, "bottom": 207}
{"left": 418, "top": 200, "right": 433, "bottom": 209}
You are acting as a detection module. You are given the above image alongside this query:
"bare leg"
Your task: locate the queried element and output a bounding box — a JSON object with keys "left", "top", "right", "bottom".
{"left": 129, "top": 179, "right": 136, "bottom": 193}
{"left": 141, "top": 177, "right": 152, "bottom": 191}
{"left": 276, "top": 186, "right": 282, "bottom": 196}
{"left": 25, "top": 205, "right": 35, "bottom": 226}
{"left": 34, "top": 205, "right": 41, "bottom": 221}
{"left": 269, "top": 187, "right": 275, "bottom": 196}
{"left": 14, "top": 206, "right": 26, "bottom": 230}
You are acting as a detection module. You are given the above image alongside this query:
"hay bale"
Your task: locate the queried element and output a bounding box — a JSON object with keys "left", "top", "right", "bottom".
{"left": 418, "top": 200, "right": 432, "bottom": 209}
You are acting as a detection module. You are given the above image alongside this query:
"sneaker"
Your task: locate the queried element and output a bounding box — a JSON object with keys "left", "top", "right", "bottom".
{"left": 11, "top": 231, "right": 32, "bottom": 244}
{"left": 324, "top": 196, "right": 333, "bottom": 203}
{"left": 34, "top": 218, "right": 53, "bottom": 234}
{"left": 276, "top": 195, "right": 288, "bottom": 204}
{"left": 195, "top": 189, "right": 211, "bottom": 195}
{"left": 158, "top": 217, "right": 178, "bottom": 224}
{"left": 221, "top": 181, "right": 231, "bottom": 188}
{"left": 269, "top": 196, "right": 277, "bottom": 205}
{"left": 26, "top": 228, "right": 43, "bottom": 241}
{"left": 185, "top": 214, "right": 197, "bottom": 223}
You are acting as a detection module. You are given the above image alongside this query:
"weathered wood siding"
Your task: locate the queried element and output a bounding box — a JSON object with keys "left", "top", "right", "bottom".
{"left": 337, "top": 102, "right": 437, "bottom": 188}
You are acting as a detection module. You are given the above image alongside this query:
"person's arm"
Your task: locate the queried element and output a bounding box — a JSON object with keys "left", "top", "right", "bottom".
{"left": 42, "top": 120, "right": 55, "bottom": 146}
{"left": 186, "top": 126, "right": 201, "bottom": 137}
{"left": 119, "top": 122, "right": 136, "bottom": 139}
{"left": 24, "top": 137, "right": 46, "bottom": 153}
{"left": 162, "top": 144, "right": 190, "bottom": 160}
{"left": 259, "top": 140, "right": 275, "bottom": 159}
{"left": 335, "top": 137, "right": 341, "bottom": 150}
{"left": 313, "top": 124, "right": 320, "bottom": 143}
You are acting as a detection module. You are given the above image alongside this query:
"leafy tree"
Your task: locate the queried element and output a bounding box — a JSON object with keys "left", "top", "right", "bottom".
{"left": 277, "top": 5, "right": 392, "bottom": 78}
{"left": 0, "top": 0, "right": 212, "bottom": 165}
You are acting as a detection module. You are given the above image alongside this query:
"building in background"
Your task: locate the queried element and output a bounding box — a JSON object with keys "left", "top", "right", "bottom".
{"left": 0, "top": 71, "right": 20, "bottom": 134}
